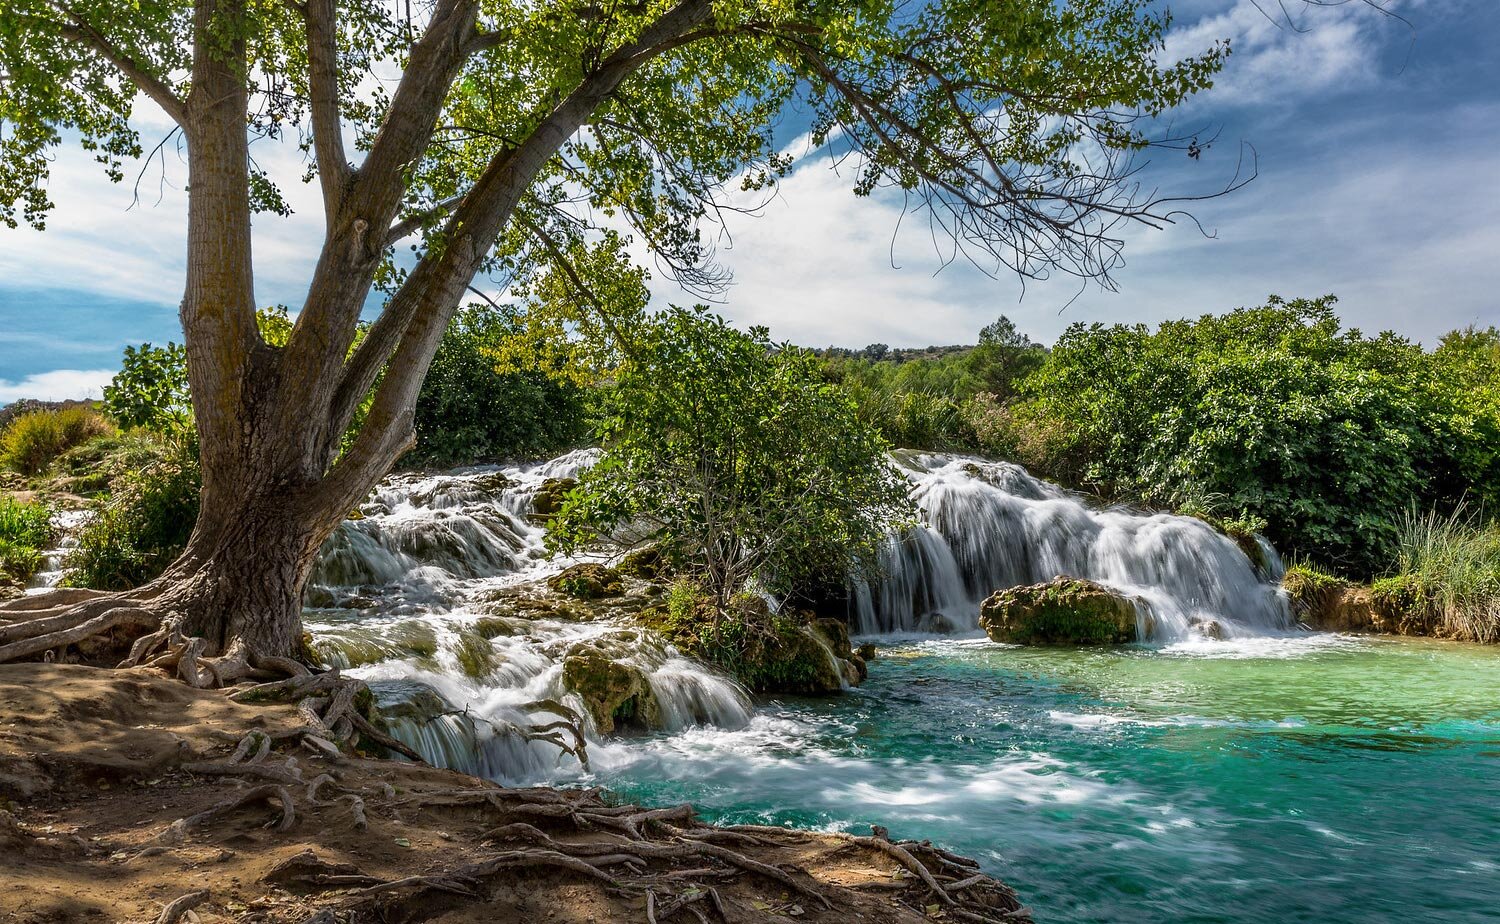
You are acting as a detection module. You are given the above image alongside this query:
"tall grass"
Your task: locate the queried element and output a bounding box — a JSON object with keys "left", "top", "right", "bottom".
{"left": 1392, "top": 504, "right": 1500, "bottom": 643}
{"left": 0, "top": 406, "right": 115, "bottom": 476}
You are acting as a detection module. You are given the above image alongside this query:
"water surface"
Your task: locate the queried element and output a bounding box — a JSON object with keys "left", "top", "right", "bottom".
{"left": 586, "top": 634, "right": 1500, "bottom": 924}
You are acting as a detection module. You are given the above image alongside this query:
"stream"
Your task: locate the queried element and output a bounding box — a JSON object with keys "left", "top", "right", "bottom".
{"left": 58, "top": 450, "right": 1496, "bottom": 922}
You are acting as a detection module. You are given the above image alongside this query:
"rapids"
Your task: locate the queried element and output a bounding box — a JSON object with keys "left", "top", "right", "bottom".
{"left": 250, "top": 450, "right": 1495, "bottom": 922}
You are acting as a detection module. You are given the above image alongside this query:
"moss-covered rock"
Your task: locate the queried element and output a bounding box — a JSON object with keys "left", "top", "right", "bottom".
{"left": 639, "top": 589, "right": 862, "bottom": 694}
{"left": 979, "top": 577, "right": 1138, "bottom": 645}
{"left": 618, "top": 544, "right": 667, "bottom": 580}
{"left": 529, "top": 477, "right": 577, "bottom": 520}
{"left": 1285, "top": 567, "right": 1440, "bottom": 637}
{"left": 561, "top": 648, "right": 659, "bottom": 734}
{"left": 547, "top": 563, "right": 625, "bottom": 600}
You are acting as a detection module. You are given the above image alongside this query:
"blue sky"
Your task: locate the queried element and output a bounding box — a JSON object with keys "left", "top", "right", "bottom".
{"left": 1, "top": 0, "right": 1498, "bottom": 401}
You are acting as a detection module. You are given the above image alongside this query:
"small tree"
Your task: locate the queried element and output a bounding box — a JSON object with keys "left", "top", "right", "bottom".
{"left": 549, "top": 307, "right": 911, "bottom": 608}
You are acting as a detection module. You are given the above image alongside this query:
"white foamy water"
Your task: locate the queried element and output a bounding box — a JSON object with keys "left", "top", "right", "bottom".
{"left": 299, "top": 449, "right": 1302, "bottom": 783}
{"left": 851, "top": 452, "right": 1292, "bottom": 643}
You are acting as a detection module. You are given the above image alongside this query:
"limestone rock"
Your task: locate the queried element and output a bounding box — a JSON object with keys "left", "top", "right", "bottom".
{"left": 547, "top": 563, "right": 625, "bottom": 600}
{"left": 980, "top": 577, "right": 1139, "bottom": 645}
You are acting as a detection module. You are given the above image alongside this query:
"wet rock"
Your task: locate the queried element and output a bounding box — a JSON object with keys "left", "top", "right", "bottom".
{"left": 618, "top": 544, "right": 667, "bottom": 580}
{"left": 560, "top": 647, "right": 660, "bottom": 734}
{"left": 980, "top": 577, "right": 1139, "bottom": 645}
{"left": 857, "top": 643, "right": 878, "bottom": 662}
{"left": 547, "top": 563, "right": 625, "bottom": 600}
{"left": 529, "top": 477, "right": 577, "bottom": 520}
{"left": 920, "top": 611, "right": 959, "bottom": 635}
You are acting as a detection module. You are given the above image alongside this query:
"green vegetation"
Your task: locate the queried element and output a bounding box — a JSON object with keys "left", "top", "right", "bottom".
{"left": 62, "top": 435, "right": 200, "bottom": 591}
{"left": 549, "top": 307, "right": 911, "bottom": 609}
{"left": 817, "top": 315, "right": 1045, "bottom": 450}
{"left": 407, "top": 305, "right": 590, "bottom": 467}
{"left": 1388, "top": 506, "right": 1500, "bottom": 643}
{"left": 0, "top": 405, "right": 114, "bottom": 476}
{"left": 0, "top": 497, "right": 53, "bottom": 586}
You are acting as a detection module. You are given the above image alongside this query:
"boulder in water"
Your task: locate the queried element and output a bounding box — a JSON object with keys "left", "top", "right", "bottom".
{"left": 547, "top": 563, "right": 625, "bottom": 600}
{"left": 561, "top": 647, "right": 660, "bottom": 734}
{"left": 980, "top": 577, "right": 1139, "bottom": 645}
{"left": 530, "top": 477, "right": 577, "bottom": 520}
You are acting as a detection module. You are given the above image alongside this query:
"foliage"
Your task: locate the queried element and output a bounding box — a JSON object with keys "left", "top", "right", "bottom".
{"left": 0, "top": 496, "right": 53, "bottom": 582}
{"left": 1008, "top": 297, "right": 1440, "bottom": 575}
{"left": 103, "top": 342, "right": 191, "bottom": 432}
{"left": 1388, "top": 505, "right": 1500, "bottom": 643}
{"left": 64, "top": 434, "right": 200, "bottom": 590}
{"left": 407, "top": 304, "right": 591, "bottom": 467}
{"left": 818, "top": 314, "right": 1046, "bottom": 450}
{"left": 0, "top": 405, "right": 115, "bottom": 476}
{"left": 1425, "top": 326, "right": 1500, "bottom": 510}
{"left": 644, "top": 580, "right": 845, "bottom": 692}
{"left": 550, "top": 307, "right": 912, "bottom": 607}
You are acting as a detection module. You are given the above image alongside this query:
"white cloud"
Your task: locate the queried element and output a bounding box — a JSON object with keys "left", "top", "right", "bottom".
{"left": 0, "top": 369, "right": 116, "bottom": 403}
{"left": 0, "top": 98, "right": 327, "bottom": 310}
{"left": 1165, "top": 0, "right": 1386, "bottom": 109}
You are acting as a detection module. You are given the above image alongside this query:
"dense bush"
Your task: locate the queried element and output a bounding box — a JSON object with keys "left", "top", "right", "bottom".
{"left": 0, "top": 405, "right": 115, "bottom": 476}
{"left": 817, "top": 314, "right": 1045, "bottom": 450}
{"left": 550, "top": 307, "right": 911, "bottom": 607}
{"left": 0, "top": 497, "right": 53, "bottom": 584}
{"left": 63, "top": 435, "right": 200, "bottom": 590}
{"left": 408, "top": 306, "right": 591, "bottom": 467}
{"left": 102, "top": 342, "right": 191, "bottom": 432}
{"left": 996, "top": 297, "right": 1454, "bottom": 575}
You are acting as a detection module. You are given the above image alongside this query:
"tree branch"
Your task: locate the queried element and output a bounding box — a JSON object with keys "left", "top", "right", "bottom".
{"left": 50, "top": 5, "right": 188, "bottom": 126}
{"left": 301, "top": 0, "right": 351, "bottom": 216}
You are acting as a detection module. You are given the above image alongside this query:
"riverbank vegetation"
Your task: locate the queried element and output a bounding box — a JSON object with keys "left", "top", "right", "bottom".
{"left": 3, "top": 295, "right": 1497, "bottom": 641}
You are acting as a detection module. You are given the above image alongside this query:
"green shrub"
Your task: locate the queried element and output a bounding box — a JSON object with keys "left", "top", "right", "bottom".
{"left": 407, "top": 305, "right": 591, "bottom": 467}
{"left": 63, "top": 437, "right": 200, "bottom": 590}
{"left": 0, "top": 406, "right": 115, "bottom": 476}
{"left": 550, "top": 307, "right": 911, "bottom": 607}
{"left": 102, "top": 342, "right": 191, "bottom": 432}
{"left": 1388, "top": 506, "right": 1500, "bottom": 642}
{"left": 0, "top": 497, "right": 53, "bottom": 584}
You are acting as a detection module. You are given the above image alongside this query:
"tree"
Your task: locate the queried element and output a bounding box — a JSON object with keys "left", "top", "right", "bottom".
{"left": 548, "top": 307, "right": 911, "bottom": 608}
{"left": 0, "top": 0, "right": 1238, "bottom": 667}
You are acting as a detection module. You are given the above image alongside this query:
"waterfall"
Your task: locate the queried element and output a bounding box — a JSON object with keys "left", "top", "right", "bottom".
{"left": 852, "top": 452, "right": 1291, "bottom": 642}
{"left": 302, "top": 453, "right": 752, "bottom": 777}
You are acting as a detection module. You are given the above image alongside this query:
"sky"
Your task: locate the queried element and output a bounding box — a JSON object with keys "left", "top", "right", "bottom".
{"left": 1, "top": 0, "right": 1498, "bottom": 401}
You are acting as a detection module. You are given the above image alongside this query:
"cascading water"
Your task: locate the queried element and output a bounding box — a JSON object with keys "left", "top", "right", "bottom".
{"left": 301, "top": 451, "right": 752, "bottom": 782}
{"left": 851, "top": 452, "right": 1291, "bottom": 642}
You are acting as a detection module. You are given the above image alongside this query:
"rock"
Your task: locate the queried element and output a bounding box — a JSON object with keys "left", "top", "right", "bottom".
{"left": 529, "top": 477, "right": 577, "bottom": 520}
{"left": 920, "top": 611, "right": 959, "bottom": 634}
{"left": 561, "top": 648, "right": 659, "bottom": 734}
{"left": 857, "top": 643, "right": 878, "bottom": 662}
{"left": 979, "top": 577, "right": 1139, "bottom": 645}
{"left": 547, "top": 563, "right": 625, "bottom": 600}
{"left": 618, "top": 544, "right": 667, "bottom": 580}
{"left": 810, "top": 618, "right": 867, "bottom": 682}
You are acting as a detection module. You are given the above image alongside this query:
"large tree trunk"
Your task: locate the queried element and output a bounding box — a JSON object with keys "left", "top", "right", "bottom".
{"left": 0, "top": 0, "right": 716, "bottom": 677}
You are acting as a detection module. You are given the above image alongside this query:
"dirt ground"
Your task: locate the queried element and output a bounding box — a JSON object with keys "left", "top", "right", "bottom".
{"left": 0, "top": 664, "right": 1030, "bottom": 924}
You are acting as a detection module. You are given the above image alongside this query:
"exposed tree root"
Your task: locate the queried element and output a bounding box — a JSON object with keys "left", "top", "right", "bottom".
{"left": 153, "top": 889, "right": 210, "bottom": 924}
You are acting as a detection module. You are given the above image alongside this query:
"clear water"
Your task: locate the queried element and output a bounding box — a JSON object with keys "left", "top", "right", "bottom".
{"left": 297, "top": 455, "right": 1500, "bottom": 922}
{"left": 583, "top": 633, "right": 1500, "bottom": 923}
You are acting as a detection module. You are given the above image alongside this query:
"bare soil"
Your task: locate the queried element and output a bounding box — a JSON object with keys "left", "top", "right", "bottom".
{"left": 0, "top": 664, "right": 1030, "bottom": 924}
